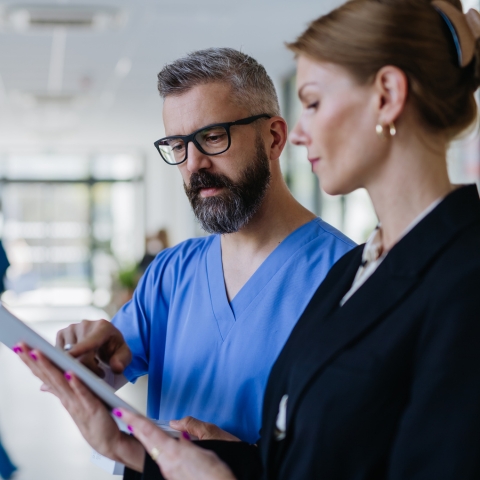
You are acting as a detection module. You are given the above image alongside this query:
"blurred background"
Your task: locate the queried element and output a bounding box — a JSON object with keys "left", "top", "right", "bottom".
{"left": 0, "top": 0, "right": 479, "bottom": 478}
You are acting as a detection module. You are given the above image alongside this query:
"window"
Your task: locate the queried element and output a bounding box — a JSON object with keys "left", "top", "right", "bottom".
{"left": 0, "top": 153, "right": 144, "bottom": 308}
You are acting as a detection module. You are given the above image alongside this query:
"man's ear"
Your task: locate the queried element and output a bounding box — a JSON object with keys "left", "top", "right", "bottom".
{"left": 374, "top": 66, "right": 408, "bottom": 126}
{"left": 267, "top": 117, "right": 288, "bottom": 161}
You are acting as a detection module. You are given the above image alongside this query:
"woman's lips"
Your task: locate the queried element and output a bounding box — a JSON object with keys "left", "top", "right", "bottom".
{"left": 308, "top": 157, "right": 320, "bottom": 171}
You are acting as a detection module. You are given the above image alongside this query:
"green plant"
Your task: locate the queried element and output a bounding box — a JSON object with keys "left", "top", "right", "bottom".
{"left": 117, "top": 265, "right": 139, "bottom": 290}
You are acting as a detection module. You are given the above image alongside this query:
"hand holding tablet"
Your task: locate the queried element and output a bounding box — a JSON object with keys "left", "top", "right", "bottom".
{"left": 0, "top": 304, "right": 139, "bottom": 417}
{"left": 0, "top": 304, "right": 194, "bottom": 469}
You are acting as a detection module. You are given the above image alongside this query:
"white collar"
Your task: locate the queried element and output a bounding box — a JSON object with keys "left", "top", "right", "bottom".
{"left": 361, "top": 196, "right": 444, "bottom": 266}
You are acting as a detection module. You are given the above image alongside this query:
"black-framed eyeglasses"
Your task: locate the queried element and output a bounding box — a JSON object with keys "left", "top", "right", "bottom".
{"left": 154, "top": 114, "right": 271, "bottom": 165}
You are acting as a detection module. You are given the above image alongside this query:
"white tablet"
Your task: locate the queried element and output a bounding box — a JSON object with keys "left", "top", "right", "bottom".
{"left": 0, "top": 303, "right": 187, "bottom": 440}
{"left": 0, "top": 303, "right": 141, "bottom": 417}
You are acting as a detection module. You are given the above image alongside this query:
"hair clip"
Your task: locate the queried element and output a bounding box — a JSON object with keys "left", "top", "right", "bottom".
{"left": 432, "top": 0, "right": 480, "bottom": 67}
{"left": 434, "top": 6, "right": 463, "bottom": 65}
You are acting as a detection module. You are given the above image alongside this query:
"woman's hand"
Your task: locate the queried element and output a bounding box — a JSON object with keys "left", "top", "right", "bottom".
{"left": 118, "top": 408, "right": 237, "bottom": 480}
{"left": 170, "top": 416, "right": 240, "bottom": 441}
{"left": 14, "top": 343, "right": 145, "bottom": 472}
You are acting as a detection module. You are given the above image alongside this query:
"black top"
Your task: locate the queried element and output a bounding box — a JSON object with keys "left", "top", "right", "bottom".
{"left": 125, "top": 185, "right": 480, "bottom": 480}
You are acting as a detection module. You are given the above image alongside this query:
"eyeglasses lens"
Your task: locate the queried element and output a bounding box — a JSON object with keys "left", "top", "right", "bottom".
{"left": 157, "top": 138, "right": 186, "bottom": 165}
{"left": 194, "top": 126, "right": 229, "bottom": 154}
{"left": 157, "top": 125, "right": 230, "bottom": 165}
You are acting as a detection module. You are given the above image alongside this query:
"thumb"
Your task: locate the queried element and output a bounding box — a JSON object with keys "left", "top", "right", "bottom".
{"left": 170, "top": 417, "right": 207, "bottom": 438}
{"left": 108, "top": 344, "right": 132, "bottom": 374}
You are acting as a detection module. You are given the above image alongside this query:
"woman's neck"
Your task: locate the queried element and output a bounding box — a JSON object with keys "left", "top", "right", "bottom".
{"left": 366, "top": 131, "right": 453, "bottom": 252}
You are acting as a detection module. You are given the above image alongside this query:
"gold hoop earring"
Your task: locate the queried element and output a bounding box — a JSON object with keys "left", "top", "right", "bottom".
{"left": 375, "top": 124, "right": 385, "bottom": 138}
{"left": 389, "top": 122, "right": 396, "bottom": 136}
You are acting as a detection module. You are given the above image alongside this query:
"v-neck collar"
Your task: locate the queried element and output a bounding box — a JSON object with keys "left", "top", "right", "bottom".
{"left": 206, "top": 218, "right": 322, "bottom": 341}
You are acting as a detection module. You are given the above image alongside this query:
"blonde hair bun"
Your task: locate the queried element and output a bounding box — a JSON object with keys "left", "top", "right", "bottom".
{"left": 288, "top": 0, "right": 479, "bottom": 139}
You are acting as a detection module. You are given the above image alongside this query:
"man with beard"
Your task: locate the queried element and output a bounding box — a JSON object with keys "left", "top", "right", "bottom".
{"left": 53, "top": 48, "right": 355, "bottom": 444}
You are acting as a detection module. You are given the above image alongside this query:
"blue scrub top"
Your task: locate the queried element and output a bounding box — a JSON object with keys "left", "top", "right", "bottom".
{"left": 112, "top": 218, "right": 355, "bottom": 443}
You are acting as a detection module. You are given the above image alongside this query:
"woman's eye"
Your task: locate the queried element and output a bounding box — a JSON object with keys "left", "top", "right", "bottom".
{"left": 307, "top": 101, "right": 319, "bottom": 110}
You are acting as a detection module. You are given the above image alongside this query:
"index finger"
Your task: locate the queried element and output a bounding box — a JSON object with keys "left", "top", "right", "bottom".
{"left": 67, "top": 336, "right": 103, "bottom": 358}
{"left": 66, "top": 320, "right": 114, "bottom": 358}
{"left": 56, "top": 326, "right": 77, "bottom": 351}
{"left": 15, "top": 343, "right": 73, "bottom": 400}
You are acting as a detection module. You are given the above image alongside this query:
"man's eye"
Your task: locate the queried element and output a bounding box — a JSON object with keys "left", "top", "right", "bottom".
{"left": 170, "top": 142, "right": 185, "bottom": 152}
{"left": 206, "top": 133, "right": 227, "bottom": 143}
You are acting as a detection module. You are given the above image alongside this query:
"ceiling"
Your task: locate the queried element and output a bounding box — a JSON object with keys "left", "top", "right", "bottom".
{"left": 0, "top": 0, "right": 342, "bottom": 152}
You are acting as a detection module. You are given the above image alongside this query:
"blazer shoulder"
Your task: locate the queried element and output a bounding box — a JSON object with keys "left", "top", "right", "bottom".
{"left": 433, "top": 221, "right": 480, "bottom": 276}
{"left": 329, "top": 244, "right": 364, "bottom": 274}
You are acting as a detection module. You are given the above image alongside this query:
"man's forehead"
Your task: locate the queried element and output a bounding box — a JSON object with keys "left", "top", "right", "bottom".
{"left": 162, "top": 82, "right": 247, "bottom": 135}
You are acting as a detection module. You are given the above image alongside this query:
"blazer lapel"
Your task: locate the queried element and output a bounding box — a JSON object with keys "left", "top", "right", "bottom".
{"left": 263, "top": 185, "right": 480, "bottom": 464}
{"left": 290, "top": 246, "right": 364, "bottom": 338}
{"left": 285, "top": 263, "right": 419, "bottom": 429}
{"left": 260, "top": 247, "right": 363, "bottom": 461}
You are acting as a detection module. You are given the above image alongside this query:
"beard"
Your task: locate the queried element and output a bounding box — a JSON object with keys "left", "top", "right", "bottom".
{"left": 184, "top": 134, "right": 271, "bottom": 234}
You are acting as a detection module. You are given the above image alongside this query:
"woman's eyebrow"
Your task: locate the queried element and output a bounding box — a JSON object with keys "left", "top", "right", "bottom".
{"left": 298, "top": 82, "right": 318, "bottom": 100}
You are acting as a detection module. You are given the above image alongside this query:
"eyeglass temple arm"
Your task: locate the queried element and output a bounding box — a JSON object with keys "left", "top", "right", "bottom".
{"left": 231, "top": 114, "right": 272, "bottom": 126}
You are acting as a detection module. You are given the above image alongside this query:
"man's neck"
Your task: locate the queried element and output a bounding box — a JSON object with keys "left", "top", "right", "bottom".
{"left": 220, "top": 178, "right": 316, "bottom": 301}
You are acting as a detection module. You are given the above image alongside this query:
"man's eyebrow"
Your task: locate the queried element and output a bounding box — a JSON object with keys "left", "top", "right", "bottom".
{"left": 166, "top": 120, "right": 229, "bottom": 138}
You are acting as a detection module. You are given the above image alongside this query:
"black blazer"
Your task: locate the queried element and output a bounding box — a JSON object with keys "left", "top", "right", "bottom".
{"left": 261, "top": 184, "right": 480, "bottom": 479}
{"left": 126, "top": 185, "right": 480, "bottom": 480}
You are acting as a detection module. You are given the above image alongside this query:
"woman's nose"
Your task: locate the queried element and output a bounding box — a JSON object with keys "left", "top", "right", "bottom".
{"left": 289, "top": 121, "right": 309, "bottom": 146}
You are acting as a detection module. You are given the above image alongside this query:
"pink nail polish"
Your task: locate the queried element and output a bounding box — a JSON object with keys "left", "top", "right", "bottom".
{"left": 182, "top": 431, "right": 191, "bottom": 441}
{"left": 29, "top": 352, "right": 38, "bottom": 361}
{"left": 127, "top": 425, "right": 134, "bottom": 433}
{"left": 64, "top": 372, "right": 72, "bottom": 381}
{"left": 12, "top": 346, "right": 23, "bottom": 354}
{"left": 112, "top": 408, "right": 122, "bottom": 418}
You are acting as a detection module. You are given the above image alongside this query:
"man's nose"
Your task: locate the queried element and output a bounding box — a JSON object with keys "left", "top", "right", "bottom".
{"left": 185, "top": 142, "right": 212, "bottom": 173}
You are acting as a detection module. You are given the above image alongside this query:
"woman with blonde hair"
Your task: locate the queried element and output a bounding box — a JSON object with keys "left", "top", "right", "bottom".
{"left": 17, "top": 0, "right": 480, "bottom": 477}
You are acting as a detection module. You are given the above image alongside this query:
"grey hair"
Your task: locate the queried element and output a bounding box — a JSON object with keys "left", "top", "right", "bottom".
{"left": 157, "top": 48, "right": 280, "bottom": 116}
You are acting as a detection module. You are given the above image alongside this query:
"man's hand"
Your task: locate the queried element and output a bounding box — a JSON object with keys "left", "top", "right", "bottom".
{"left": 56, "top": 319, "right": 131, "bottom": 377}
{"left": 170, "top": 417, "right": 240, "bottom": 442}
{"left": 14, "top": 343, "right": 145, "bottom": 472}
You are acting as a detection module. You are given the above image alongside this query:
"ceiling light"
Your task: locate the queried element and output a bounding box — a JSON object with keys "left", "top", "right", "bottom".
{"left": 1, "top": 4, "right": 126, "bottom": 32}
{"left": 10, "top": 90, "right": 88, "bottom": 110}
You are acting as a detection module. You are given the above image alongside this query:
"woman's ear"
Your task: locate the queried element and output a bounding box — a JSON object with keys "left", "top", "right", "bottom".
{"left": 374, "top": 66, "right": 408, "bottom": 125}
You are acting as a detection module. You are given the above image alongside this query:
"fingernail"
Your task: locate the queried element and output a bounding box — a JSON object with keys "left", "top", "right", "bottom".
{"left": 170, "top": 420, "right": 179, "bottom": 425}
{"left": 127, "top": 425, "right": 134, "bottom": 433}
{"left": 112, "top": 408, "right": 122, "bottom": 418}
{"left": 12, "top": 345, "right": 23, "bottom": 354}
{"left": 182, "top": 431, "right": 191, "bottom": 441}
{"left": 64, "top": 372, "right": 72, "bottom": 381}
{"left": 29, "top": 352, "right": 38, "bottom": 361}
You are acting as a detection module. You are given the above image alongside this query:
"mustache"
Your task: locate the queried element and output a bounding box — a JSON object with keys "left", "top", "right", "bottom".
{"left": 186, "top": 171, "right": 234, "bottom": 196}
